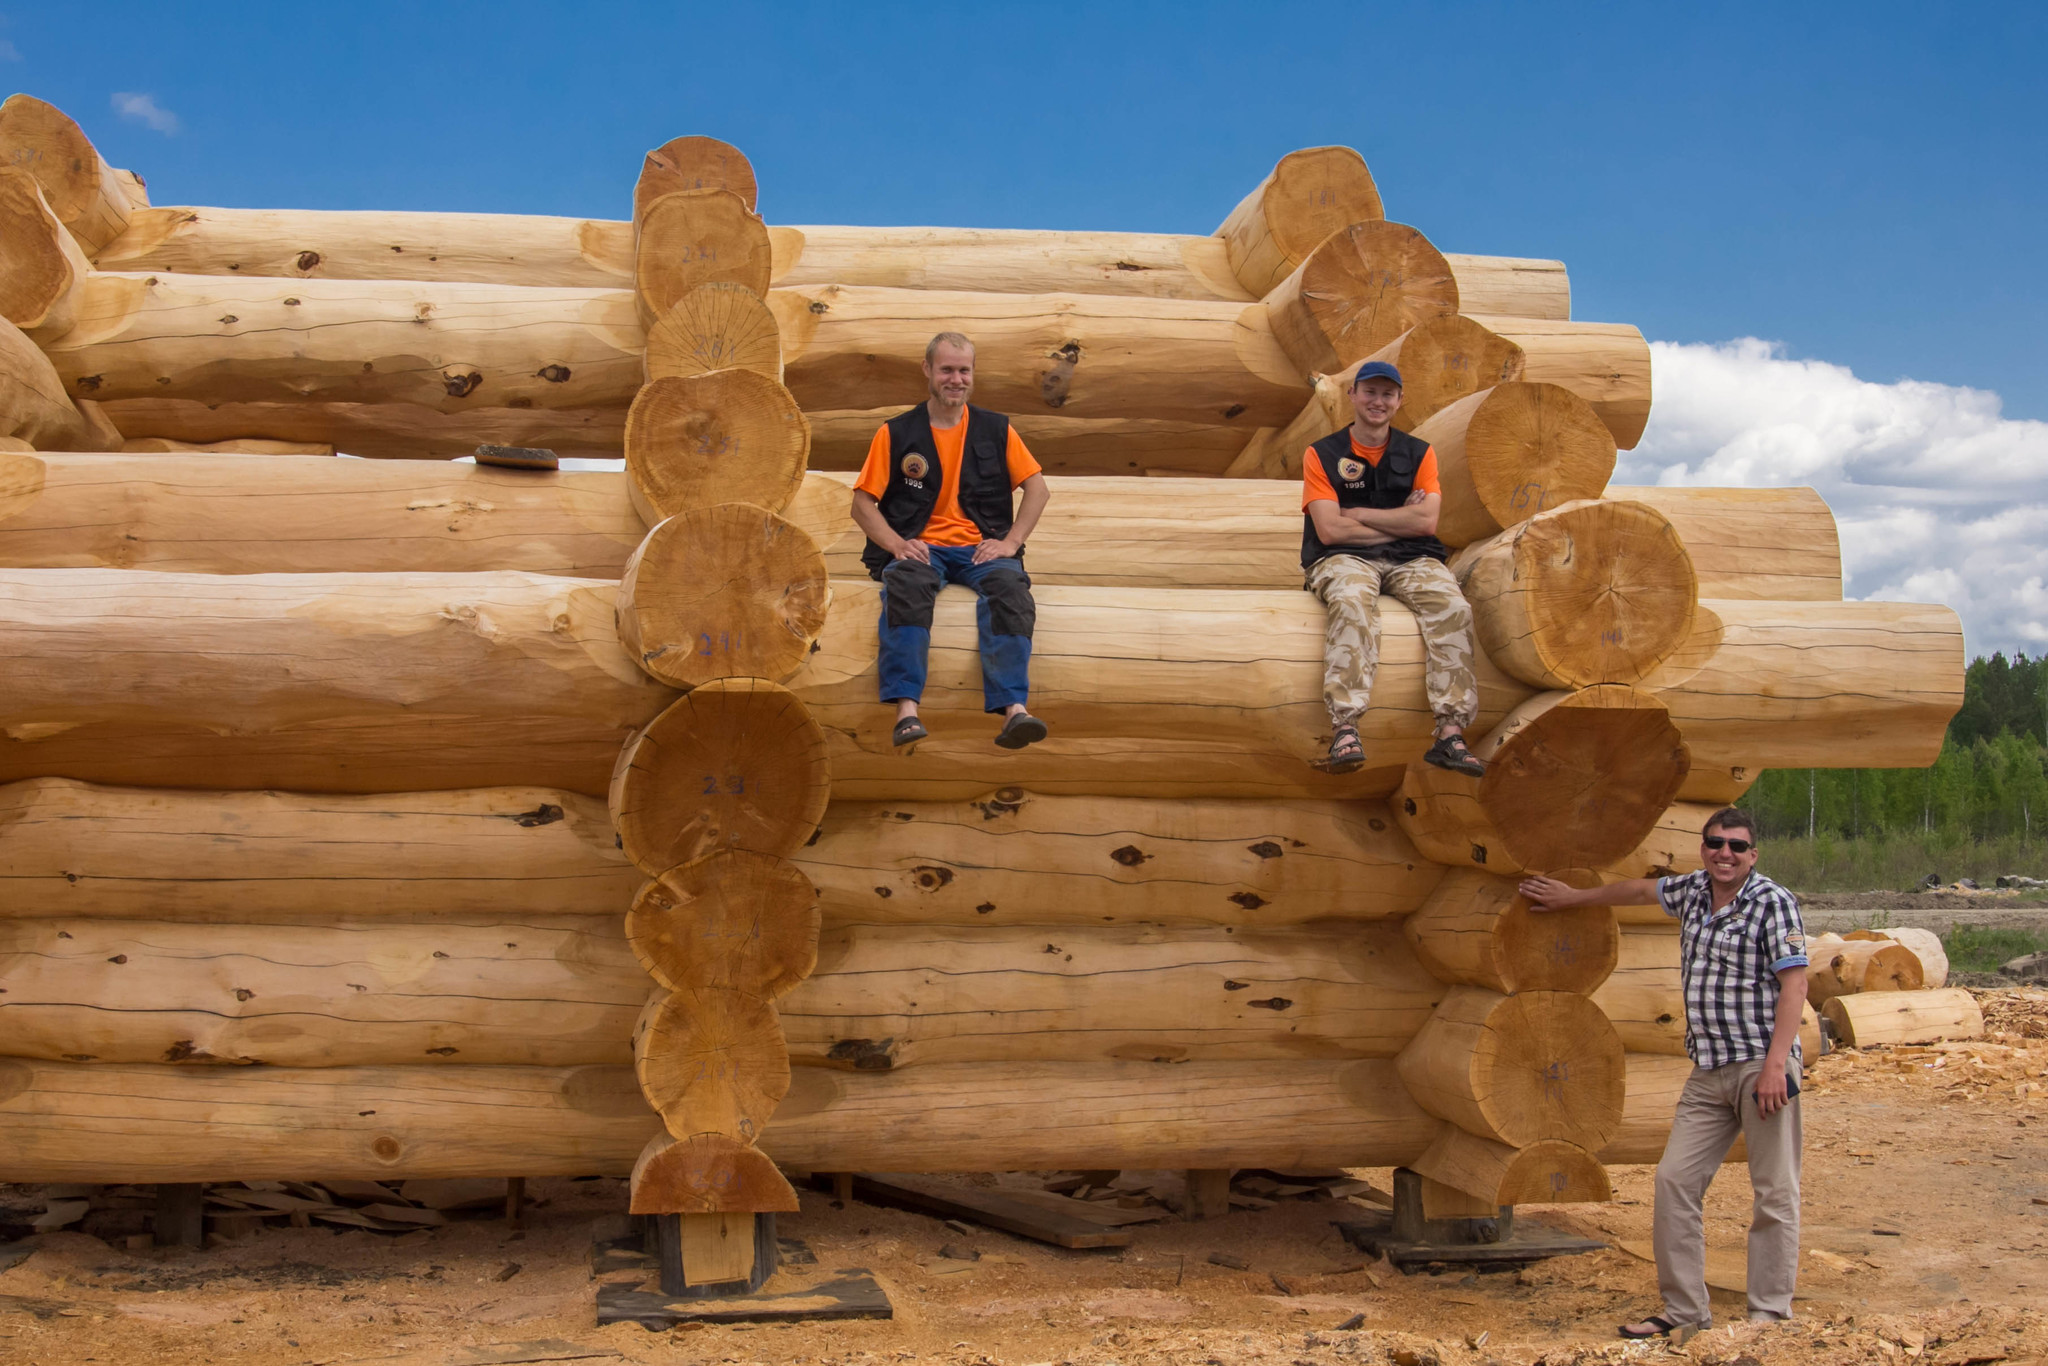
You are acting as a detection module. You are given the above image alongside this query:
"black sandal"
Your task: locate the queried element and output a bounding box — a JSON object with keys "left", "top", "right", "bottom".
{"left": 1424, "top": 731, "right": 1485, "bottom": 776}
{"left": 995, "top": 712, "right": 1047, "bottom": 749}
{"left": 1325, "top": 722, "right": 1365, "bottom": 774}
{"left": 891, "top": 716, "right": 928, "bottom": 747}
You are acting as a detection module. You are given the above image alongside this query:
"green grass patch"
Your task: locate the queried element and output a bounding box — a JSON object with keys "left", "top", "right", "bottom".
{"left": 1942, "top": 923, "right": 2048, "bottom": 974}
{"left": 1759, "top": 832, "right": 2048, "bottom": 892}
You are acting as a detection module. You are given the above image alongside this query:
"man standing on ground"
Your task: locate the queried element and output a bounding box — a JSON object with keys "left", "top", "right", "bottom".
{"left": 851, "top": 331, "right": 1052, "bottom": 750}
{"left": 1520, "top": 807, "right": 1809, "bottom": 1339}
{"left": 1302, "top": 361, "right": 1485, "bottom": 776}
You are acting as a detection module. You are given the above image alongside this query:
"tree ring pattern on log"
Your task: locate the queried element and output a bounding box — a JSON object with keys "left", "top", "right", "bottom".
{"left": 1395, "top": 987, "right": 1625, "bottom": 1151}
{"left": 634, "top": 986, "right": 791, "bottom": 1142}
{"left": 624, "top": 369, "right": 810, "bottom": 523}
{"left": 1405, "top": 867, "right": 1617, "bottom": 995}
{"left": 635, "top": 136, "right": 759, "bottom": 220}
{"left": 627, "top": 851, "right": 820, "bottom": 997}
{"left": 1267, "top": 221, "right": 1458, "bottom": 376}
{"left": 610, "top": 679, "right": 831, "bottom": 876}
{"left": 630, "top": 1130, "right": 799, "bottom": 1215}
{"left": 634, "top": 189, "right": 772, "bottom": 326}
{"left": 616, "top": 503, "right": 829, "bottom": 687}
{"left": 645, "top": 284, "right": 783, "bottom": 384}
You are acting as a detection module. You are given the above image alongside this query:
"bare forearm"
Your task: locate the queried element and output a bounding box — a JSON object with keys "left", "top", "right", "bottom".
{"left": 1008, "top": 477, "right": 1050, "bottom": 545}
{"left": 851, "top": 492, "right": 906, "bottom": 554}
{"left": 1766, "top": 968, "right": 1807, "bottom": 1063}
{"left": 1521, "top": 875, "right": 1662, "bottom": 910}
{"left": 1345, "top": 503, "right": 1437, "bottom": 537}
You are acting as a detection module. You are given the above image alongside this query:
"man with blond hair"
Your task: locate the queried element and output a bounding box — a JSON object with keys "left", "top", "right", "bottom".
{"left": 850, "top": 332, "right": 1052, "bottom": 749}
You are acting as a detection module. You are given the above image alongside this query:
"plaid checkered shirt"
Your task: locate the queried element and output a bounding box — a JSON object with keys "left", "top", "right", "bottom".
{"left": 1658, "top": 868, "right": 1810, "bottom": 1070}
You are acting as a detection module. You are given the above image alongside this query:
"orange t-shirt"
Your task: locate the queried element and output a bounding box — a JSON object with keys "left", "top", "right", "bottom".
{"left": 854, "top": 414, "right": 1043, "bottom": 547}
{"left": 1301, "top": 434, "right": 1440, "bottom": 511}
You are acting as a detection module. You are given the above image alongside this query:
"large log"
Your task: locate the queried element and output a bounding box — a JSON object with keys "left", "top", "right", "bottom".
{"left": 0, "top": 95, "right": 135, "bottom": 253}
{"left": 0, "top": 1051, "right": 1716, "bottom": 1181}
{"left": 1591, "top": 928, "right": 1825, "bottom": 1058}
{"left": 1411, "top": 1130, "right": 1612, "bottom": 1208}
{"left": 1821, "top": 987, "right": 1982, "bottom": 1048}
{"left": 798, "top": 790, "right": 1443, "bottom": 927}
{"left": 628, "top": 852, "right": 820, "bottom": 997}
{"left": 1, "top": 317, "right": 102, "bottom": 450}
{"left": 789, "top": 577, "right": 1535, "bottom": 777}
{"left": 0, "top": 1058, "right": 660, "bottom": 1182}
{"left": 1215, "top": 146, "right": 1383, "bottom": 297}
{"left": 1394, "top": 686, "right": 1690, "bottom": 875}
{"left": 634, "top": 987, "right": 790, "bottom": 1142}
{"left": 0, "top": 167, "right": 91, "bottom": 338}
{"left": 609, "top": 680, "right": 832, "bottom": 875}
{"left": 769, "top": 283, "right": 1309, "bottom": 428}
{"left": 1395, "top": 987, "right": 1626, "bottom": 1151}
{"left": 616, "top": 504, "right": 830, "bottom": 687}
{"left": 0, "top": 568, "right": 674, "bottom": 795}
{"left": 1465, "top": 315, "right": 1652, "bottom": 450}
{"left": 0, "top": 778, "right": 637, "bottom": 921}
{"left": 1405, "top": 868, "right": 1617, "bottom": 995}
{"left": 97, "top": 205, "right": 635, "bottom": 286}
{"left": 1262, "top": 221, "right": 1460, "bottom": 376}
{"left": 777, "top": 921, "right": 1445, "bottom": 1068}
{"left": 1608, "top": 486, "right": 1841, "bottom": 602}
{"left": 644, "top": 283, "right": 785, "bottom": 383}
{"left": 1649, "top": 599, "right": 1965, "bottom": 802}
{"left": 1452, "top": 498, "right": 1697, "bottom": 688}
{"left": 632, "top": 189, "right": 771, "bottom": 325}
{"left": 93, "top": 395, "right": 628, "bottom": 461}
{"left": 43, "top": 272, "right": 644, "bottom": 413}
{"left": 0, "top": 458, "right": 1840, "bottom": 604}
{"left": 0, "top": 917, "right": 644, "bottom": 1067}
{"left": 1414, "top": 384, "right": 1618, "bottom": 547}
{"left": 635, "top": 135, "right": 759, "bottom": 221}
{"left": 1844, "top": 927, "right": 1949, "bottom": 988}
{"left": 1806, "top": 935, "right": 1923, "bottom": 1006}
{"left": 623, "top": 370, "right": 810, "bottom": 523}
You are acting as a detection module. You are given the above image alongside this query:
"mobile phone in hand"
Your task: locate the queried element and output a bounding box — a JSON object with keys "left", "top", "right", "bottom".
{"left": 1753, "top": 1071, "right": 1801, "bottom": 1108}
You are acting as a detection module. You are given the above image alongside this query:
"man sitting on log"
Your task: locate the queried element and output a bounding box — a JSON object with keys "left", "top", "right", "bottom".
{"left": 1301, "top": 361, "right": 1484, "bottom": 775}
{"left": 851, "top": 331, "right": 1053, "bottom": 750}
{"left": 1521, "top": 807, "right": 1809, "bottom": 1340}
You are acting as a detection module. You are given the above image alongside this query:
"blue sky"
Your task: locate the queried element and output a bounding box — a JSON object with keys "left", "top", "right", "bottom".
{"left": 5, "top": 2, "right": 2043, "bottom": 417}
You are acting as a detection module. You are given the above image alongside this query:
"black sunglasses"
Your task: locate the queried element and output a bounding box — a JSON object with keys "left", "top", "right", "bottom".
{"left": 1703, "top": 836, "right": 1754, "bottom": 853}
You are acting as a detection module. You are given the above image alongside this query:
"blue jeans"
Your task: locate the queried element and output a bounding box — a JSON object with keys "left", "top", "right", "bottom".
{"left": 876, "top": 545, "right": 1034, "bottom": 712}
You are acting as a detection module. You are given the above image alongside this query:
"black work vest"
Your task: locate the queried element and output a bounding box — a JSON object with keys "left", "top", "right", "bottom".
{"left": 1300, "top": 426, "right": 1451, "bottom": 573}
{"left": 860, "top": 404, "right": 1019, "bottom": 575}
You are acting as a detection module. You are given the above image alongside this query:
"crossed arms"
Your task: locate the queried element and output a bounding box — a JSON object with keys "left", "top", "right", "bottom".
{"left": 1306, "top": 488, "right": 1440, "bottom": 547}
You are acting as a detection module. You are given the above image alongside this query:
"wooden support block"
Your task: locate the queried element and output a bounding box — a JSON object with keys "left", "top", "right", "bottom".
{"left": 1185, "top": 1169, "right": 1231, "bottom": 1222}
{"left": 655, "top": 1211, "right": 778, "bottom": 1296}
{"left": 153, "top": 1182, "right": 203, "bottom": 1248}
{"left": 505, "top": 1176, "right": 525, "bottom": 1229}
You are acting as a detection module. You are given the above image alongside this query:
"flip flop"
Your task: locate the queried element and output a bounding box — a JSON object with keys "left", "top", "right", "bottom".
{"left": 995, "top": 712, "right": 1047, "bottom": 749}
{"left": 1618, "top": 1316, "right": 1694, "bottom": 1341}
{"left": 891, "top": 716, "right": 928, "bottom": 747}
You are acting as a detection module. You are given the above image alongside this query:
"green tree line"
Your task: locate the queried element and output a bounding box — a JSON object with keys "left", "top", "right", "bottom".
{"left": 1749, "top": 651, "right": 2048, "bottom": 841}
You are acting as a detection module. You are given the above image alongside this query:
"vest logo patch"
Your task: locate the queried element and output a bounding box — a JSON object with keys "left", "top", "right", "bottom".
{"left": 901, "top": 453, "right": 930, "bottom": 480}
{"left": 1337, "top": 457, "right": 1366, "bottom": 481}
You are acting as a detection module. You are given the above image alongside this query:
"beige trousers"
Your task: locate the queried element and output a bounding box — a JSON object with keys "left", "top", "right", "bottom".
{"left": 1306, "top": 554, "right": 1480, "bottom": 731}
{"left": 1653, "top": 1058, "right": 1803, "bottom": 1326}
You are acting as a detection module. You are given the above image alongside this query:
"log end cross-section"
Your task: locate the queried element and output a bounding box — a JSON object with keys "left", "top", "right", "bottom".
{"left": 616, "top": 504, "right": 830, "bottom": 688}
{"left": 1215, "top": 146, "right": 1384, "bottom": 299}
{"left": 0, "top": 94, "right": 134, "bottom": 254}
{"left": 0, "top": 167, "right": 90, "bottom": 337}
{"left": 645, "top": 283, "right": 784, "bottom": 385}
{"left": 1418, "top": 382, "right": 1619, "bottom": 548}
{"left": 610, "top": 679, "right": 832, "bottom": 876}
{"left": 1411, "top": 1126, "right": 1612, "bottom": 1208}
{"left": 634, "top": 188, "right": 773, "bottom": 325}
{"left": 1264, "top": 221, "right": 1459, "bottom": 377}
{"left": 634, "top": 135, "right": 759, "bottom": 221}
{"left": 633, "top": 986, "right": 792, "bottom": 1142}
{"left": 1456, "top": 498, "right": 1699, "bottom": 689}
{"left": 1406, "top": 867, "right": 1617, "bottom": 996}
{"left": 1396, "top": 987, "right": 1625, "bottom": 1152}
{"left": 630, "top": 1131, "right": 800, "bottom": 1215}
{"left": 627, "top": 850, "right": 821, "bottom": 998}
{"left": 624, "top": 369, "right": 810, "bottom": 523}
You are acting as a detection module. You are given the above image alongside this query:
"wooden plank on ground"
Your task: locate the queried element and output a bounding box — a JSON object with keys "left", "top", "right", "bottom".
{"left": 596, "top": 1272, "right": 891, "bottom": 1327}
{"left": 851, "top": 1173, "right": 1132, "bottom": 1248}
{"left": 998, "top": 1186, "right": 1175, "bottom": 1226}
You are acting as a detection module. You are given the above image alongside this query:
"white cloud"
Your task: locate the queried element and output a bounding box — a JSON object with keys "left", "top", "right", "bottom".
{"left": 1628, "top": 338, "right": 2048, "bottom": 658}
{"left": 110, "top": 91, "right": 178, "bottom": 134}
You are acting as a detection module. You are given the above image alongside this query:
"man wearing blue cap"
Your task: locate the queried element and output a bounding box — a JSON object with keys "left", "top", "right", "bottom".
{"left": 1301, "top": 361, "right": 1485, "bottom": 775}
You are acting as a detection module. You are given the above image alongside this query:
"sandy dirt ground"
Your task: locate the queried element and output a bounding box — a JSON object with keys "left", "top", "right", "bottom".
{"left": 2, "top": 989, "right": 2043, "bottom": 1366}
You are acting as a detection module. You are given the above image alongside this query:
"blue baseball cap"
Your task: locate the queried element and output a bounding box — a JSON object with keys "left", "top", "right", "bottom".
{"left": 1352, "top": 361, "right": 1402, "bottom": 388}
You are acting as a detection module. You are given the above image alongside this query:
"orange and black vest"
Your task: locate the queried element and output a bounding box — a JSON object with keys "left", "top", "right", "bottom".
{"left": 1299, "top": 426, "right": 1451, "bottom": 573}
{"left": 860, "top": 403, "right": 1018, "bottom": 575}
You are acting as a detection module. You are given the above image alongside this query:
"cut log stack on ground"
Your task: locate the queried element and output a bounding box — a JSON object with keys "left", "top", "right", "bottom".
{"left": 0, "top": 94, "right": 1967, "bottom": 1265}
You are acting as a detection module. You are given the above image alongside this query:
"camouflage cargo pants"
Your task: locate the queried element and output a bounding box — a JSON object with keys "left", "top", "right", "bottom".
{"left": 1306, "top": 553, "right": 1480, "bottom": 731}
